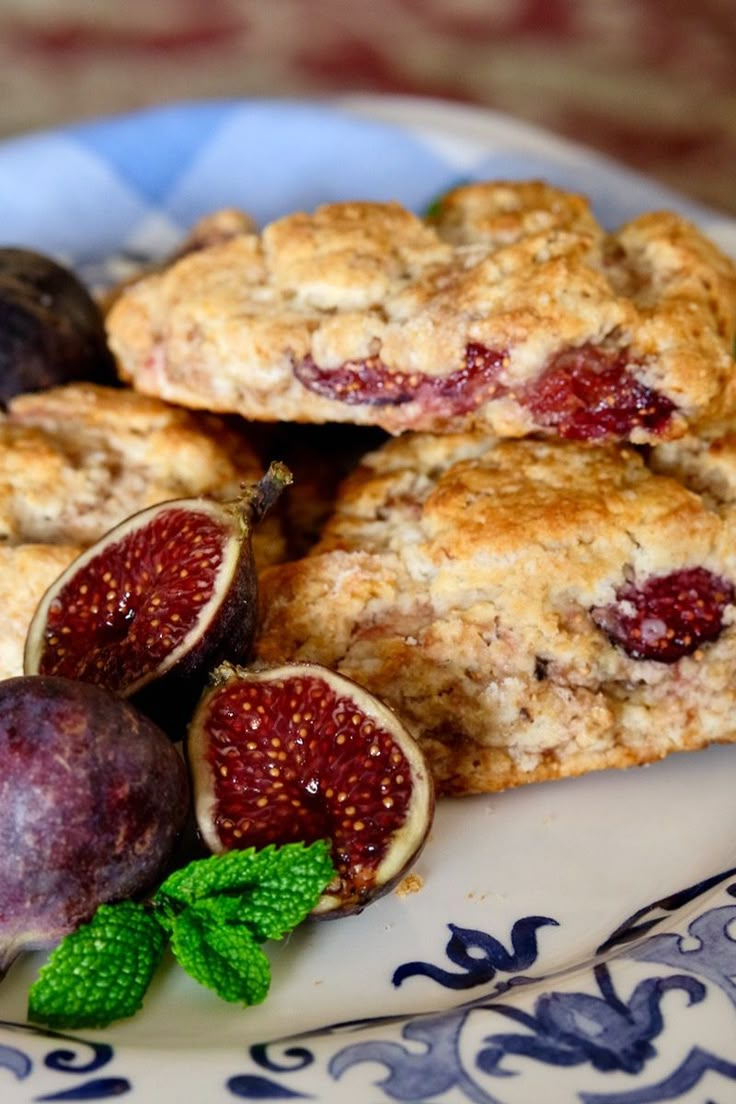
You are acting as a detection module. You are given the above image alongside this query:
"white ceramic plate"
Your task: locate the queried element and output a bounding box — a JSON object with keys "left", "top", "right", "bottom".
{"left": 1, "top": 95, "right": 735, "bottom": 1104}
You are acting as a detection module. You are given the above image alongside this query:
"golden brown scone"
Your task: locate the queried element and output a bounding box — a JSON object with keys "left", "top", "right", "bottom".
{"left": 173, "top": 207, "right": 257, "bottom": 257}
{"left": 0, "top": 382, "right": 284, "bottom": 679}
{"left": 107, "top": 180, "right": 736, "bottom": 443}
{"left": 648, "top": 421, "right": 736, "bottom": 511}
{"left": 98, "top": 207, "right": 258, "bottom": 314}
{"left": 257, "top": 432, "right": 736, "bottom": 796}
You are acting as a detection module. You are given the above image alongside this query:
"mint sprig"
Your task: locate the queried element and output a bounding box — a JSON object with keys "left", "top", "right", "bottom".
{"left": 28, "top": 840, "right": 335, "bottom": 1029}
{"left": 27, "top": 900, "right": 166, "bottom": 1029}
{"left": 170, "top": 907, "right": 271, "bottom": 1005}
{"left": 157, "top": 841, "right": 337, "bottom": 941}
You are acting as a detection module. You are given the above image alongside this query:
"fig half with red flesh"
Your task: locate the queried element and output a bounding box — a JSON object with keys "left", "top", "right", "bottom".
{"left": 24, "top": 464, "right": 291, "bottom": 724}
{"left": 188, "top": 662, "right": 435, "bottom": 916}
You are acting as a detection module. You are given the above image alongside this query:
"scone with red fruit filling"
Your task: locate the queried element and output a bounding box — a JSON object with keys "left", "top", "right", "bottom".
{"left": 107, "top": 180, "right": 736, "bottom": 443}
{"left": 0, "top": 382, "right": 283, "bottom": 680}
{"left": 256, "top": 431, "right": 736, "bottom": 796}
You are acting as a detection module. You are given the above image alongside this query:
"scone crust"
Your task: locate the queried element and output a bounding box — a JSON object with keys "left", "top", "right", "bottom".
{"left": 257, "top": 432, "right": 736, "bottom": 795}
{"left": 107, "top": 181, "right": 736, "bottom": 441}
{"left": 648, "top": 413, "right": 736, "bottom": 511}
{"left": 0, "top": 382, "right": 266, "bottom": 546}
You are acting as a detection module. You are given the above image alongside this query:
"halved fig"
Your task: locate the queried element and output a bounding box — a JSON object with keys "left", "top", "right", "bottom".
{"left": 187, "top": 662, "right": 435, "bottom": 916}
{"left": 24, "top": 463, "right": 291, "bottom": 728}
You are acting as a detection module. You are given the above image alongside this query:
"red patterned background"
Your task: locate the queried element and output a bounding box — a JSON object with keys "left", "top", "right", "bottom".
{"left": 0, "top": 0, "right": 734, "bottom": 215}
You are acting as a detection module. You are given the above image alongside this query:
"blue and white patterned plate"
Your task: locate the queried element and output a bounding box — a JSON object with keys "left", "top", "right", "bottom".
{"left": 1, "top": 95, "right": 735, "bottom": 1104}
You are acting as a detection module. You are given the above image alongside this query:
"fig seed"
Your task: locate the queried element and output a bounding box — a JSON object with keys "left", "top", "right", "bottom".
{"left": 23, "top": 463, "right": 292, "bottom": 734}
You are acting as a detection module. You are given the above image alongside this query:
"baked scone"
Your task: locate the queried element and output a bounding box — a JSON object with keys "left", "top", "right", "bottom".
{"left": 0, "top": 382, "right": 284, "bottom": 679}
{"left": 107, "top": 180, "right": 736, "bottom": 443}
{"left": 256, "top": 432, "right": 736, "bottom": 796}
{"left": 98, "top": 207, "right": 258, "bottom": 313}
{"left": 0, "top": 544, "right": 82, "bottom": 685}
{"left": 648, "top": 421, "right": 736, "bottom": 511}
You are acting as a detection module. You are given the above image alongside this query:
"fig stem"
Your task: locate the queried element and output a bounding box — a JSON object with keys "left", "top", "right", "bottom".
{"left": 239, "top": 461, "right": 293, "bottom": 529}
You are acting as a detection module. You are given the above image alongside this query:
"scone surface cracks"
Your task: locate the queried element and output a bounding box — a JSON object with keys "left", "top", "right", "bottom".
{"left": 107, "top": 180, "right": 736, "bottom": 442}
{"left": 258, "top": 433, "right": 736, "bottom": 794}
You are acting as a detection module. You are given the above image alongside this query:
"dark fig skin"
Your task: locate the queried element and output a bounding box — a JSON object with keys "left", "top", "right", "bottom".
{"left": 0, "top": 247, "right": 117, "bottom": 405}
{"left": 0, "top": 675, "right": 190, "bottom": 975}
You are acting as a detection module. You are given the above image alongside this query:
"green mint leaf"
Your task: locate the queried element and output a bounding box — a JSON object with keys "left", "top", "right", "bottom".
{"left": 170, "top": 903, "right": 271, "bottom": 1005}
{"left": 423, "top": 178, "right": 471, "bottom": 219}
{"left": 25, "top": 842, "right": 335, "bottom": 1027}
{"left": 28, "top": 901, "right": 166, "bottom": 1029}
{"left": 241, "top": 840, "right": 337, "bottom": 941}
{"left": 156, "top": 840, "right": 336, "bottom": 942}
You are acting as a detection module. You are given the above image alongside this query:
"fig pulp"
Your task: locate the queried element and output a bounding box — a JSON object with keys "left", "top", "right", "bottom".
{"left": 188, "top": 662, "right": 435, "bottom": 916}
{"left": 0, "top": 675, "right": 189, "bottom": 974}
{"left": 591, "top": 567, "right": 735, "bottom": 662}
{"left": 0, "top": 247, "right": 117, "bottom": 404}
{"left": 24, "top": 463, "right": 291, "bottom": 730}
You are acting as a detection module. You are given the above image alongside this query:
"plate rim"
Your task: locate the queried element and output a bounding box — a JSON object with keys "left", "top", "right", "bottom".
{"left": 1, "top": 92, "right": 736, "bottom": 1104}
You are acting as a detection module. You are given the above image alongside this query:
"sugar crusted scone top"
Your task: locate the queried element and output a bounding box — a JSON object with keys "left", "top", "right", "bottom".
{"left": 108, "top": 180, "right": 736, "bottom": 439}
{"left": 259, "top": 431, "right": 734, "bottom": 679}
{"left": 257, "top": 432, "right": 736, "bottom": 794}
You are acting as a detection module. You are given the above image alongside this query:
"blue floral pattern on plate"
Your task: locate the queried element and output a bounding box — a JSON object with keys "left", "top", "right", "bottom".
{"left": 0, "top": 1022, "right": 128, "bottom": 1099}
{"left": 224, "top": 872, "right": 736, "bottom": 1102}
{"left": 8, "top": 871, "right": 734, "bottom": 1101}
{"left": 0, "top": 95, "right": 735, "bottom": 1103}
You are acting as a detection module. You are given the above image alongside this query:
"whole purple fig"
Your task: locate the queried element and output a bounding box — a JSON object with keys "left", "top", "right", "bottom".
{"left": 0, "top": 247, "right": 117, "bottom": 404}
{"left": 0, "top": 675, "right": 189, "bottom": 975}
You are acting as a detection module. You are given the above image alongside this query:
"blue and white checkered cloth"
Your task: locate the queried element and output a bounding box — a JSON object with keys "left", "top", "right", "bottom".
{"left": 0, "top": 97, "right": 731, "bottom": 283}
